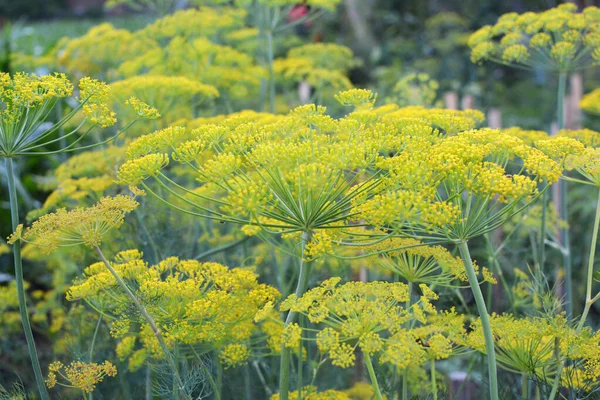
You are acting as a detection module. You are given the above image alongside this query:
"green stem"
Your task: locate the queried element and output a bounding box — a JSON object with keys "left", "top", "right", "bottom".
{"left": 458, "top": 241, "right": 498, "bottom": 400}
{"left": 538, "top": 192, "right": 547, "bottom": 290}
{"left": 265, "top": 7, "right": 276, "bottom": 114}
{"left": 89, "top": 313, "right": 103, "bottom": 362}
{"left": 402, "top": 281, "right": 413, "bottom": 400}
{"left": 548, "top": 188, "right": 600, "bottom": 400}
{"left": 581, "top": 188, "right": 600, "bottom": 326}
{"left": 88, "top": 314, "right": 101, "bottom": 400}
{"left": 297, "top": 316, "right": 303, "bottom": 400}
{"left": 364, "top": 355, "right": 384, "bottom": 400}
{"left": 4, "top": 157, "right": 50, "bottom": 400}
{"left": 243, "top": 363, "right": 251, "bottom": 400}
{"left": 557, "top": 73, "right": 566, "bottom": 131}
{"left": 556, "top": 72, "right": 572, "bottom": 319}
{"left": 521, "top": 372, "right": 528, "bottom": 400}
{"left": 431, "top": 358, "right": 438, "bottom": 400}
{"left": 94, "top": 246, "right": 189, "bottom": 400}
{"left": 146, "top": 364, "right": 152, "bottom": 400}
{"left": 278, "top": 232, "right": 312, "bottom": 400}
{"left": 216, "top": 355, "right": 223, "bottom": 400}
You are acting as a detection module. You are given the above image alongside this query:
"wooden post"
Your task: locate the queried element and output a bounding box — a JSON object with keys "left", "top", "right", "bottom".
{"left": 461, "top": 94, "right": 475, "bottom": 110}
{"left": 444, "top": 91, "right": 459, "bottom": 110}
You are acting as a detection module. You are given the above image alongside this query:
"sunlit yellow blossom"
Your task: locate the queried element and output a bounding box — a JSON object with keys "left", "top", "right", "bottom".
{"left": 68, "top": 252, "right": 279, "bottom": 368}
{"left": 45, "top": 360, "right": 117, "bottom": 393}
{"left": 469, "top": 5, "right": 600, "bottom": 71}
{"left": 9, "top": 195, "right": 138, "bottom": 253}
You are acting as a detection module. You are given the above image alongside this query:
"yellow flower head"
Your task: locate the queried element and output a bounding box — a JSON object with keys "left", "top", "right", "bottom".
{"left": 10, "top": 195, "right": 138, "bottom": 253}
{"left": 469, "top": 5, "right": 600, "bottom": 72}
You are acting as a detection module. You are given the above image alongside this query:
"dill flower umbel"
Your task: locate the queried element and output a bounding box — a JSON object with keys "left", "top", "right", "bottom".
{"left": 468, "top": 313, "right": 600, "bottom": 390}
{"left": 279, "top": 278, "right": 465, "bottom": 368}
{"left": 468, "top": 4, "right": 600, "bottom": 72}
{"left": 0, "top": 72, "right": 152, "bottom": 157}
{"left": 389, "top": 73, "right": 440, "bottom": 107}
{"left": 117, "top": 36, "right": 264, "bottom": 106}
{"left": 110, "top": 75, "right": 218, "bottom": 125}
{"left": 68, "top": 251, "right": 279, "bottom": 370}
{"left": 366, "top": 237, "right": 495, "bottom": 286}
{"left": 46, "top": 360, "right": 117, "bottom": 393}
{"left": 580, "top": 88, "right": 600, "bottom": 115}
{"left": 9, "top": 195, "right": 138, "bottom": 254}
{"left": 55, "top": 23, "right": 159, "bottom": 79}
{"left": 275, "top": 43, "right": 355, "bottom": 94}
{"left": 357, "top": 128, "right": 561, "bottom": 241}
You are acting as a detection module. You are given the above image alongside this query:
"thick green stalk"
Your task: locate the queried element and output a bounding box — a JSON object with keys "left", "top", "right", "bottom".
{"left": 279, "top": 232, "right": 312, "bottom": 400}
{"left": 94, "top": 246, "right": 189, "bottom": 400}
{"left": 364, "top": 356, "right": 384, "bottom": 400}
{"left": 521, "top": 373, "right": 528, "bottom": 400}
{"left": 5, "top": 157, "right": 50, "bottom": 400}
{"left": 548, "top": 188, "right": 600, "bottom": 400}
{"left": 402, "top": 281, "right": 413, "bottom": 400}
{"left": 89, "top": 314, "right": 103, "bottom": 362}
{"left": 557, "top": 73, "right": 566, "bottom": 131}
{"left": 556, "top": 72, "right": 573, "bottom": 318}
{"left": 431, "top": 358, "right": 438, "bottom": 400}
{"left": 458, "top": 241, "right": 498, "bottom": 400}
{"left": 297, "top": 316, "right": 303, "bottom": 400}
{"left": 216, "top": 355, "right": 223, "bottom": 400}
{"left": 538, "top": 192, "right": 547, "bottom": 284}
{"left": 145, "top": 364, "right": 152, "bottom": 400}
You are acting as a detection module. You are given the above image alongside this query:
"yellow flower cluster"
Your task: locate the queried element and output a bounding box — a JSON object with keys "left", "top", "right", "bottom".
{"left": 0, "top": 72, "right": 78, "bottom": 156}
{"left": 56, "top": 23, "right": 159, "bottom": 79}
{"left": 335, "top": 89, "right": 377, "bottom": 109}
{"left": 275, "top": 43, "right": 355, "bottom": 91}
{"left": 390, "top": 73, "right": 440, "bottom": 107}
{"left": 469, "top": 4, "right": 600, "bottom": 72}
{"left": 357, "top": 127, "right": 561, "bottom": 240}
{"left": 46, "top": 360, "right": 117, "bottom": 393}
{"left": 580, "top": 88, "right": 600, "bottom": 115}
{"left": 270, "top": 386, "right": 350, "bottom": 400}
{"left": 468, "top": 313, "right": 600, "bottom": 388}
{"left": 0, "top": 281, "right": 26, "bottom": 337}
{"left": 365, "top": 237, "right": 495, "bottom": 286}
{"left": 78, "top": 77, "right": 117, "bottom": 128}
{"left": 278, "top": 278, "right": 465, "bottom": 369}
{"left": 118, "top": 94, "right": 497, "bottom": 246}
{"left": 68, "top": 251, "right": 279, "bottom": 369}
{"left": 125, "top": 97, "right": 161, "bottom": 120}
{"left": 9, "top": 195, "right": 138, "bottom": 253}
{"left": 269, "top": 382, "right": 383, "bottom": 400}
{"left": 139, "top": 7, "right": 247, "bottom": 42}
{"left": 118, "top": 36, "right": 264, "bottom": 102}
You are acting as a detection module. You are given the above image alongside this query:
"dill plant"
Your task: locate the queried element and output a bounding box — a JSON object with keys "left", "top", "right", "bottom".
{"left": 0, "top": 72, "right": 155, "bottom": 400}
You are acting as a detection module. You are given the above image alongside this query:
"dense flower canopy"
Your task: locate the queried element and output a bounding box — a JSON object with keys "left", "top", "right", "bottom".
{"left": 469, "top": 4, "right": 600, "bottom": 72}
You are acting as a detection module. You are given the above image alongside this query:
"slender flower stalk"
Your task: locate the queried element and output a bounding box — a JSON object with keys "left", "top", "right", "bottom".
{"left": 279, "top": 231, "right": 311, "bottom": 400}
{"left": 93, "top": 246, "right": 189, "bottom": 400}
{"left": 430, "top": 358, "right": 438, "bottom": 400}
{"left": 548, "top": 188, "right": 600, "bottom": 400}
{"left": 458, "top": 241, "right": 498, "bottom": 400}
{"left": 5, "top": 157, "right": 50, "bottom": 400}
{"left": 402, "top": 281, "right": 413, "bottom": 400}
{"left": 364, "top": 356, "right": 384, "bottom": 400}
{"left": 555, "top": 72, "right": 573, "bottom": 318}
